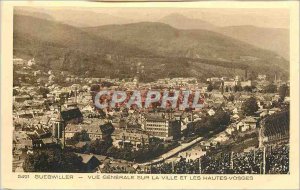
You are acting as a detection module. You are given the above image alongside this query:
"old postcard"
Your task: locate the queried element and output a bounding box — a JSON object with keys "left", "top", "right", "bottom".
{"left": 0, "top": 1, "right": 299, "bottom": 189}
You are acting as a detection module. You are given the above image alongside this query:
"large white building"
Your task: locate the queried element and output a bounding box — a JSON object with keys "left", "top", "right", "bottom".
{"left": 144, "top": 113, "right": 181, "bottom": 140}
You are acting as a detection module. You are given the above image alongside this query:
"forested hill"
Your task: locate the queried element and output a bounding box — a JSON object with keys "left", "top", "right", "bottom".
{"left": 14, "top": 14, "right": 289, "bottom": 81}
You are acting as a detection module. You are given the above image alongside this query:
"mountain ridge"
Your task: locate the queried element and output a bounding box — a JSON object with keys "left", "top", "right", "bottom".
{"left": 14, "top": 14, "right": 289, "bottom": 82}
{"left": 159, "top": 13, "right": 289, "bottom": 59}
{"left": 215, "top": 25, "right": 289, "bottom": 59}
{"left": 159, "top": 13, "right": 216, "bottom": 30}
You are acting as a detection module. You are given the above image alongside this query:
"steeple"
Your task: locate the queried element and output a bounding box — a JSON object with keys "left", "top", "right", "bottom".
{"left": 52, "top": 104, "right": 66, "bottom": 149}
{"left": 55, "top": 105, "right": 64, "bottom": 122}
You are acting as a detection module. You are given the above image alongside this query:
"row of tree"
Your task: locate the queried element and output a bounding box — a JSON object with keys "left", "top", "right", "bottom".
{"left": 186, "top": 109, "right": 231, "bottom": 137}
{"left": 207, "top": 82, "right": 289, "bottom": 97}
{"left": 23, "top": 147, "right": 84, "bottom": 172}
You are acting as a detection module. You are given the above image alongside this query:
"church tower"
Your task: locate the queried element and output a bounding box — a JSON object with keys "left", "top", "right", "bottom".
{"left": 52, "top": 105, "right": 66, "bottom": 149}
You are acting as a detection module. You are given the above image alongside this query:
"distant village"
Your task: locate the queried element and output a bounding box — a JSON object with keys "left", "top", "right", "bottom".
{"left": 13, "top": 57, "right": 290, "bottom": 174}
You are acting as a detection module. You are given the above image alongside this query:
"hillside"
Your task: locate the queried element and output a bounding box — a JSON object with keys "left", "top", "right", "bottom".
{"left": 159, "top": 13, "right": 216, "bottom": 30}
{"left": 13, "top": 15, "right": 154, "bottom": 77}
{"left": 215, "top": 25, "right": 289, "bottom": 60}
{"left": 158, "top": 14, "right": 289, "bottom": 60}
{"left": 14, "top": 15, "right": 152, "bottom": 56}
{"left": 84, "top": 22, "right": 289, "bottom": 74}
{"left": 13, "top": 15, "right": 289, "bottom": 82}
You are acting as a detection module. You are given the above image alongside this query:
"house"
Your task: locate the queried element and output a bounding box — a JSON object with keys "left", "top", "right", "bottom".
{"left": 224, "top": 79, "right": 238, "bottom": 88}
{"left": 14, "top": 95, "right": 31, "bottom": 103}
{"left": 61, "top": 108, "right": 83, "bottom": 124}
{"left": 75, "top": 141, "right": 90, "bottom": 150}
{"left": 256, "top": 109, "right": 268, "bottom": 118}
{"left": 94, "top": 155, "right": 110, "bottom": 164}
{"left": 65, "top": 121, "right": 105, "bottom": 140}
{"left": 232, "top": 107, "right": 239, "bottom": 114}
{"left": 31, "top": 137, "right": 58, "bottom": 149}
{"left": 13, "top": 131, "right": 33, "bottom": 150}
{"left": 82, "top": 105, "right": 95, "bottom": 113}
{"left": 76, "top": 153, "right": 101, "bottom": 172}
{"left": 269, "top": 107, "right": 281, "bottom": 115}
{"left": 231, "top": 114, "right": 240, "bottom": 121}
{"left": 240, "top": 80, "right": 252, "bottom": 87}
{"left": 40, "top": 137, "right": 58, "bottom": 147}
{"left": 213, "top": 132, "right": 229, "bottom": 142}
{"left": 27, "top": 58, "right": 36, "bottom": 66}
{"left": 257, "top": 101, "right": 264, "bottom": 109}
{"left": 257, "top": 74, "right": 267, "bottom": 81}
{"left": 225, "top": 125, "right": 236, "bottom": 135}
{"left": 103, "top": 162, "right": 136, "bottom": 173}
{"left": 207, "top": 109, "right": 215, "bottom": 116}
{"left": 236, "top": 117, "right": 257, "bottom": 132}
{"left": 284, "top": 96, "right": 290, "bottom": 103}
{"left": 34, "top": 128, "right": 51, "bottom": 139}
{"left": 114, "top": 129, "right": 149, "bottom": 149}
{"left": 13, "top": 58, "right": 25, "bottom": 65}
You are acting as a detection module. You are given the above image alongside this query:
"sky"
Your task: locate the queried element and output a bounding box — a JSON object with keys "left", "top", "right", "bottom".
{"left": 17, "top": 7, "right": 290, "bottom": 29}
{"left": 93, "top": 8, "right": 290, "bottom": 28}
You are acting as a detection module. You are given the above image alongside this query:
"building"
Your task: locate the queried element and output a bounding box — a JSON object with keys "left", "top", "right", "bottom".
{"left": 144, "top": 113, "right": 181, "bottom": 140}
{"left": 52, "top": 111, "right": 65, "bottom": 139}
{"left": 207, "top": 109, "right": 216, "bottom": 116}
{"left": 240, "top": 80, "right": 252, "bottom": 87}
{"left": 60, "top": 107, "right": 83, "bottom": 124}
{"left": 65, "top": 122, "right": 105, "bottom": 140}
{"left": 27, "top": 58, "right": 36, "bottom": 66}
{"left": 114, "top": 129, "right": 149, "bottom": 149}
{"left": 14, "top": 95, "right": 31, "bottom": 103}
{"left": 76, "top": 153, "right": 101, "bottom": 172}
{"left": 13, "top": 131, "right": 33, "bottom": 150}
{"left": 223, "top": 80, "right": 238, "bottom": 88}
{"left": 236, "top": 117, "right": 257, "bottom": 132}
{"left": 257, "top": 74, "right": 267, "bottom": 81}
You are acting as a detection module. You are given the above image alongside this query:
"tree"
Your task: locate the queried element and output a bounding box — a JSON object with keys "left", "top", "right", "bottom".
{"left": 72, "top": 130, "right": 91, "bottom": 142}
{"left": 264, "top": 84, "right": 277, "bottom": 93}
{"left": 106, "top": 146, "right": 120, "bottom": 158}
{"left": 214, "top": 110, "right": 230, "bottom": 126}
{"left": 90, "top": 84, "right": 100, "bottom": 92}
{"left": 225, "top": 86, "right": 229, "bottom": 92}
{"left": 23, "top": 148, "right": 83, "bottom": 172}
{"left": 100, "top": 122, "right": 115, "bottom": 138}
{"left": 242, "top": 97, "right": 259, "bottom": 116}
{"left": 106, "top": 146, "right": 134, "bottom": 161}
{"left": 234, "top": 85, "right": 242, "bottom": 92}
{"left": 243, "top": 85, "right": 253, "bottom": 92}
{"left": 207, "top": 83, "right": 213, "bottom": 92}
{"left": 278, "top": 84, "right": 289, "bottom": 100}
{"left": 38, "top": 87, "right": 50, "bottom": 98}
{"left": 88, "top": 138, "right": 112, "bottom": 155}
{"left": 228, "top": 94, "right": 234, "bottom": 102}
{"left": 13, "top": 89, "right": 19, "bottom": 96}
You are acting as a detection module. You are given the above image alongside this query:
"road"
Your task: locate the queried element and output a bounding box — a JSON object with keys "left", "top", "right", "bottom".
{"left": 139, "top": 136, "right": 203, "bottom": 166}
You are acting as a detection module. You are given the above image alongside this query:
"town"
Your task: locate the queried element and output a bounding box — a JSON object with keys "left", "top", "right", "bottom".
{"left": 13, "top": 57, "right": 289, "bottom": 174}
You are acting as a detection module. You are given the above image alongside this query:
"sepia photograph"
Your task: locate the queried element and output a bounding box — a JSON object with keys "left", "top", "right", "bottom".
{"left": 1, "top": 1, "right": 299, "bottom": 189}
{"left": 11, "top": 5, "right": 291, "bottom": 174}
